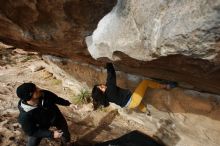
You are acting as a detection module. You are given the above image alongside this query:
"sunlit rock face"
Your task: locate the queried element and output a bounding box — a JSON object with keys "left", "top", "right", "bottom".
{"left": 86, "top": 0, "right": 220, "bottom": 94}
{"left": 87, "top": 0, "right": 220, "bottom": 61}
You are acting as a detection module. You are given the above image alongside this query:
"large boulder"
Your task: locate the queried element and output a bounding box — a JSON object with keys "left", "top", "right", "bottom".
{"left": 87, "top": 0, "right": 220, "bottom": 61}
{"left": 86, "top": 0, "right": 220, "bottom": 94}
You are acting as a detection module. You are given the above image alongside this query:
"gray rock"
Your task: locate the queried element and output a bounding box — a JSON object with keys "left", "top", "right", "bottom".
{"left": 87, "top": 0, "right": 220, "bottom": 61}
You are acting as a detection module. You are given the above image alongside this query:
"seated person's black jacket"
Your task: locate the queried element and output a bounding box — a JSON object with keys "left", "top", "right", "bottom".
{"left": 18, "top": 90, "right": 70, "bottom": 138}
{"left": 104, "top": 63, "right": 131, "bottom": 107}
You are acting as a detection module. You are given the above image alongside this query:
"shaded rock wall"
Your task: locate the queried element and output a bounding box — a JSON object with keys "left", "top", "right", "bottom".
{"left": 41, "top": 55, "right": 142, "bottom": 91}
{"left": 0, "top": 0, "right": 116, "bottom": 62}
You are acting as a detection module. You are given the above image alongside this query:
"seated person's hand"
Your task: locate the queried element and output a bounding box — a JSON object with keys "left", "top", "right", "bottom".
{"left": 70, "top": 104, "right": 78, "bottom": 110}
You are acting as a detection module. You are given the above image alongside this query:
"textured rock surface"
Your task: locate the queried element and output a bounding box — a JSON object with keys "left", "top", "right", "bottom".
{"left": 1, "top": 46, "right": 220, "bottom": 146}
{"left": 87, "top": 0, "right": 220, "bottom": 61}
{"left": 1, "top": 1, "right": 220, "bottom": 145}
{"left": 86, "top": 0, "right": 220, "bottom": 94}
{"left": 0, "top": 0, "right": 220, "bottom": 94}
{"left": 0, "top": 0, "right": 116, "bottom": 62}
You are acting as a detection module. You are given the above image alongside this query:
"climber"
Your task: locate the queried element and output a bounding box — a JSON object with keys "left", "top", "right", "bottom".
{"left": 16, "top": 83, "right": 72, "bottom": 146}
{"left": 92, "top": 63, "right": 177, "bottom": 115}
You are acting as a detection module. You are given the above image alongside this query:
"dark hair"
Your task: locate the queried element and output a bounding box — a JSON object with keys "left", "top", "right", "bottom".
{"left": 92, "top": 85, "right": 109, "bottom": 110}
{"left": 16, "top": 83, "right": 36, "bottom": 101}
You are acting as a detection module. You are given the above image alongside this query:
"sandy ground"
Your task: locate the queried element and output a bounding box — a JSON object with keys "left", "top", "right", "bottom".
{"left": 1, "top": 44, "right": 220, "bottom": 146}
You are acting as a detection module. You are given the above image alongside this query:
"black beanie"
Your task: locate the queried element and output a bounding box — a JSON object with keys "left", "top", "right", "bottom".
{"left": 16, "top": 83, "right": 36, "bottom": 101}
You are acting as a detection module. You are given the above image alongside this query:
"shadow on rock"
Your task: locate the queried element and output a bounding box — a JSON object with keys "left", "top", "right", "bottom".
{"left": 72, "top": 130, "right": 165, "bottom": 146}
{"left": 94, "top": 130, "right": 165, "bottom": 146}
{"left": 75, "top": 110, "right": 119, "bottom": 145}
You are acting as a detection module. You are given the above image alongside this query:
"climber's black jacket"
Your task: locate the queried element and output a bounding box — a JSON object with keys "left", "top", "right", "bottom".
{"left": 18, "top": 90, "right": 70, "bottom": 138}
{"left": 104, "top": 63, "right": 132, "bottom": 107}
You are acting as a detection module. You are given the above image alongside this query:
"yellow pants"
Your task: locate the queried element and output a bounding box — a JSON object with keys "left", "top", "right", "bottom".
{"left": 128, "top": 80, "right": 163, "bottom": 112}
